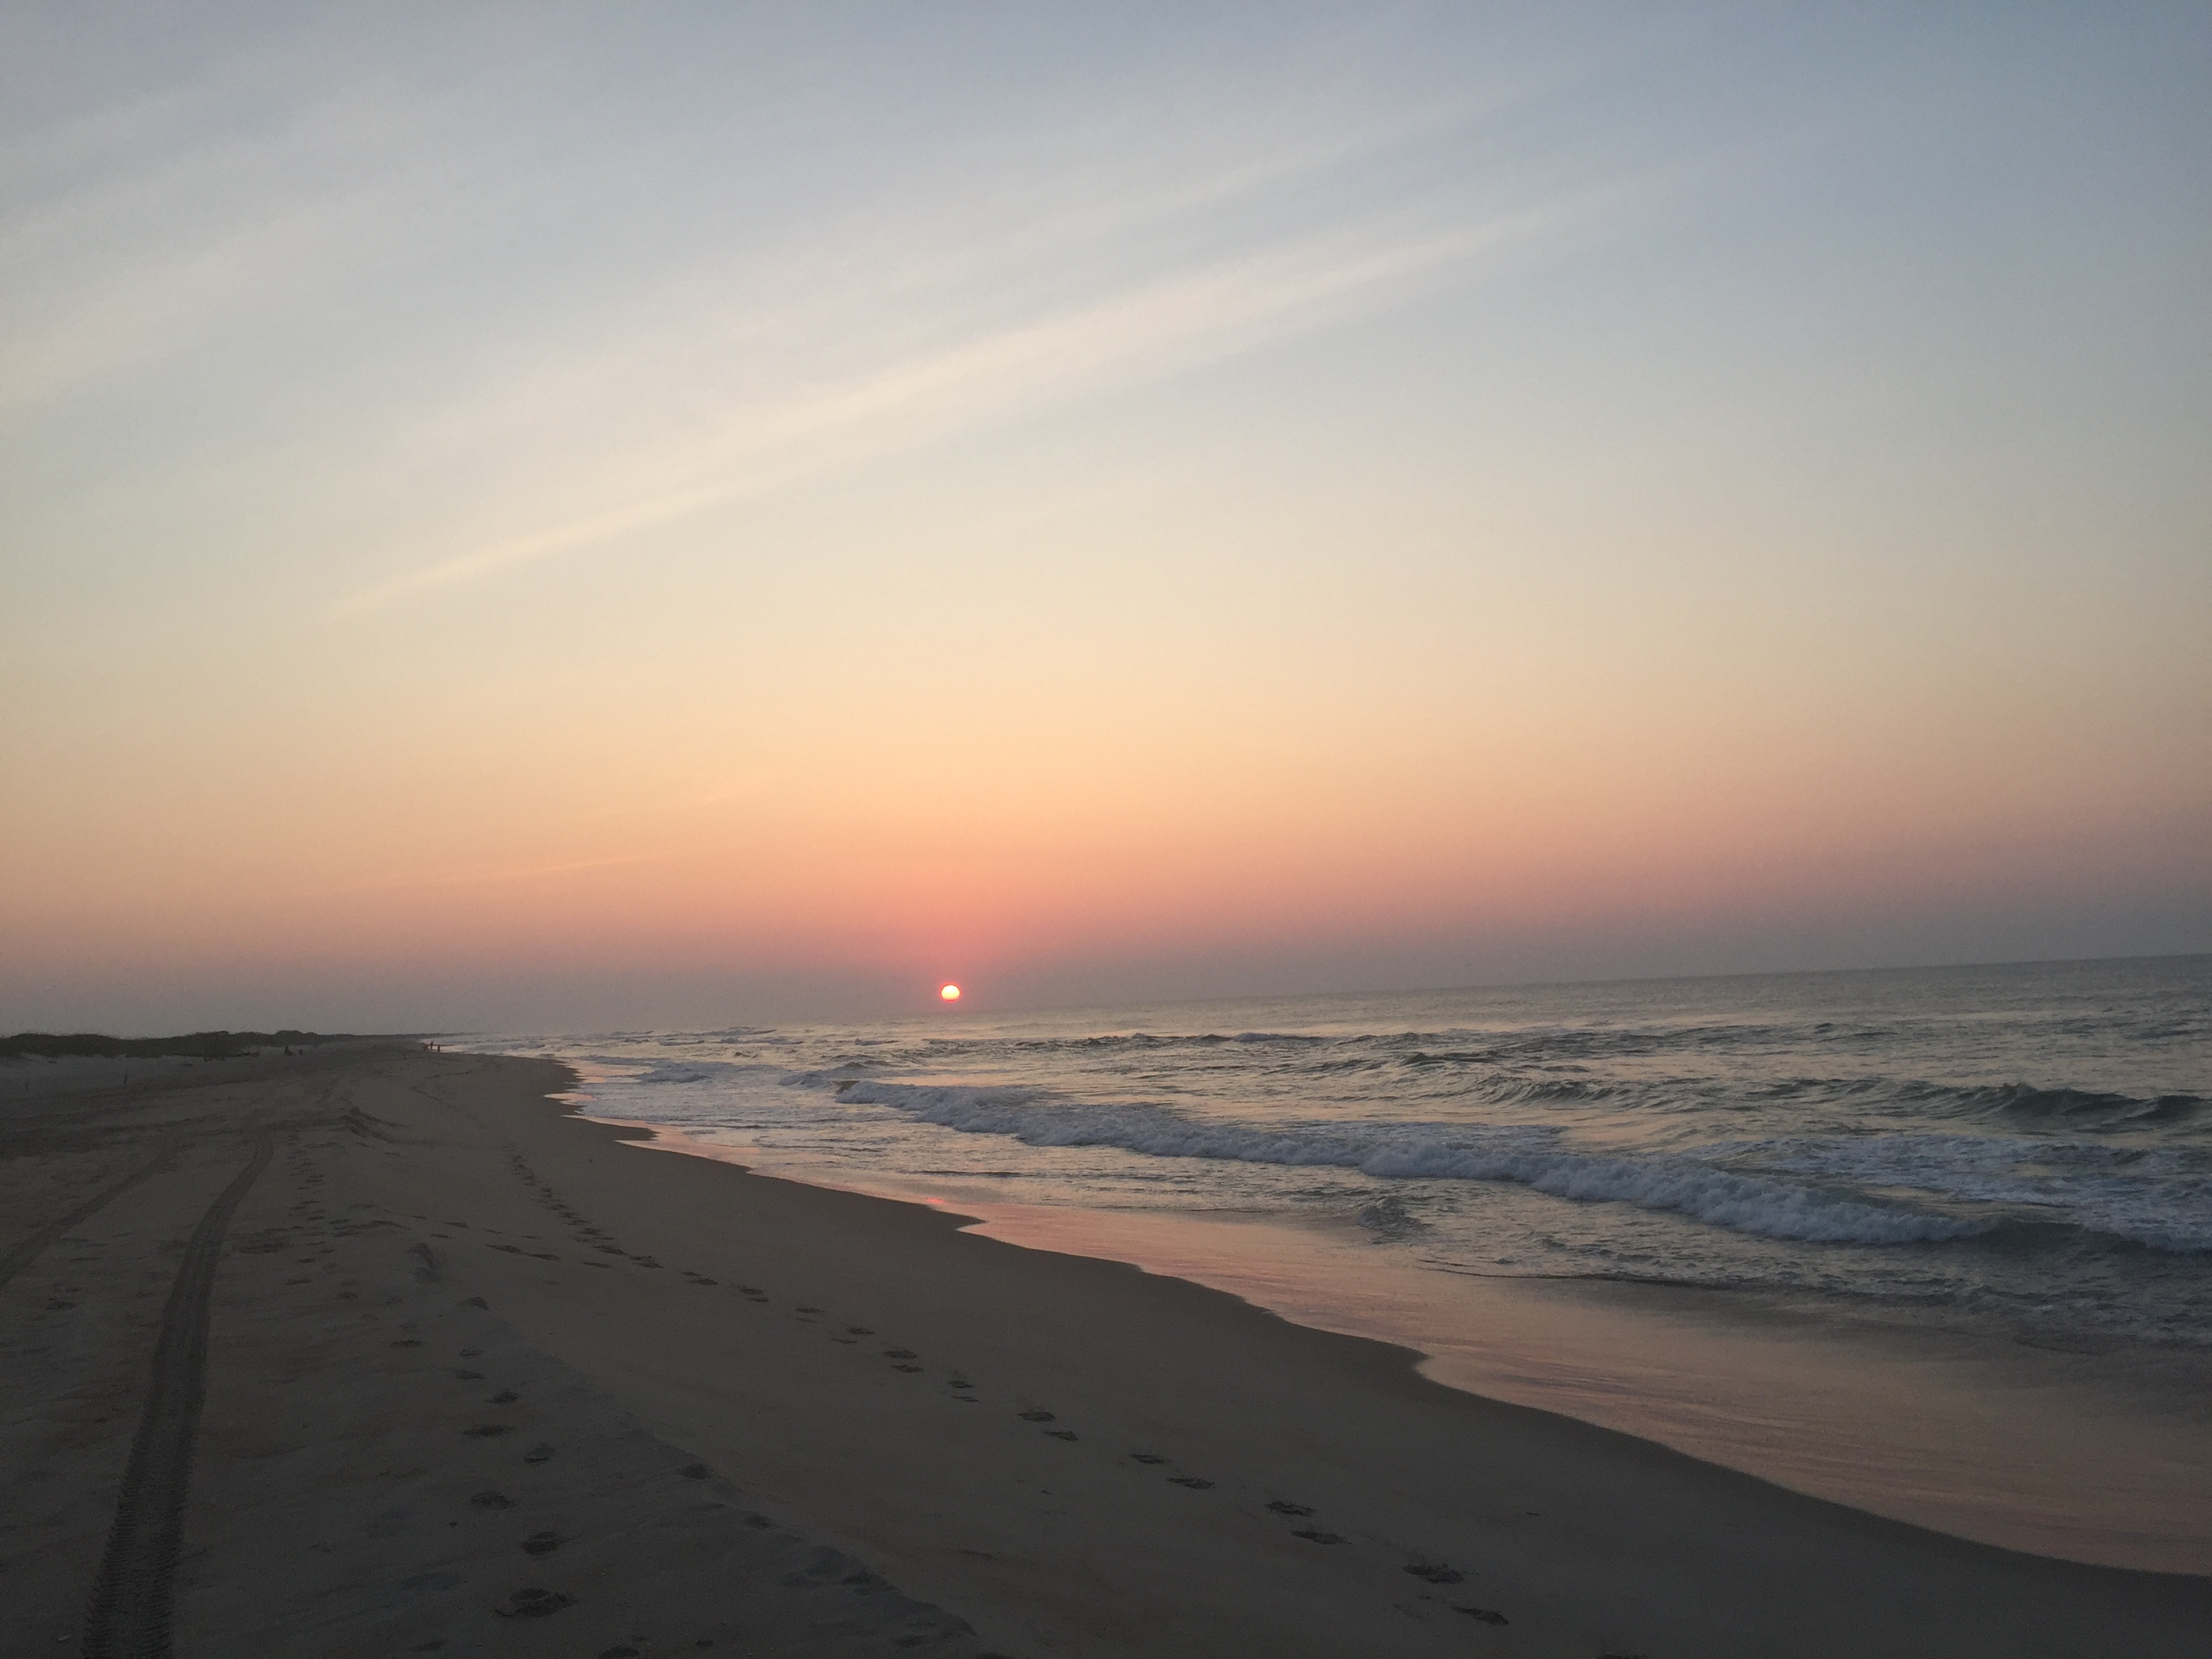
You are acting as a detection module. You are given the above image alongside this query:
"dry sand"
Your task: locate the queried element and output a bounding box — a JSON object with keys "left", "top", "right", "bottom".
{"left": 3, "top": 1046, "right": 2205, "bottom": 1658}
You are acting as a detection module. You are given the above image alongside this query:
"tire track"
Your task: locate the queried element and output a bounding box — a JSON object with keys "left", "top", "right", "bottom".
{"left": 83, "top": 1131, "right": 274, "bottom": 1659}
{"left": 0, "top": 1138, "right": 182, "bottom": 1294}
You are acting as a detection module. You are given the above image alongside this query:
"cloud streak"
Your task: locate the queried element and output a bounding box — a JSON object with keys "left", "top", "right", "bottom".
{"left": 333, "top": 185, "right": 1622, "bottom": 615}
{"left": 329, "top": 480, "right": 753, "bottom": 615}
{"left": 2, "top": 13, "right": 1643, "bottom": 619}
{"left": 0, "top": 56, "right": 455, "bottom": 417}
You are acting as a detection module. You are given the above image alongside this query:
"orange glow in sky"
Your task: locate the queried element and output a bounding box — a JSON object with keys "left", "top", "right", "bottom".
{"left": 1, "top": 10, "right": 2206, "bottom": 1033}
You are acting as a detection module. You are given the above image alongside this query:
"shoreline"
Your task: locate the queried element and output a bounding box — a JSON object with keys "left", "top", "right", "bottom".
{"left": 3, "top": 1046, "right": 2207, "bottom": 1656}
{"left": 591, "top": 1107, "right": 2212, "bottom": 1577}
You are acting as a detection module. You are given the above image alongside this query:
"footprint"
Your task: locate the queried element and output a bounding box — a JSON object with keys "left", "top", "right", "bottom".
{"left": 453, "top": 1369, "right": 486, "bottom": 1380}
{"left": 893, "top": 1364, "right": 924, "bottom": 1373}
{"left": 795, "top": 1305, "right": 823, "bottom": 1313}
{"left": 1404, "top": 1556, "right": 1464, "bottom": 1584}
{"left": 1044, "top": 1430, "right": 1078, "bottom": 1441}
{"left": 1017, "top": 1410, "right": 1055, "bottom": 1422}
{"left": 1168, "top": 1476, "right": 1214, "bottom": 1490}
{"left": 487, "top": 1389, "right": 520, "bottom": 1404}
{"left": 1456, "top": 1607, "right": 1511, "bottom": 1626}
{"left": 520, "top": 1530, "right": 566, "bottom": 1555}
{"left": 523, "top": 1443, "right": 555, "bottom": 1464}
{"left": 470, "top": 1490, "right": 515, "bottom": 1509}
{"left": 1291, "top": 1528, "right": 1345, "bottom": 1544}
{"left": 1266, "top": 1500, "right": 1314, "bottom": 1517}
{"left": 947, "top": 1378, "right": 973, "bottom": 1390}
{"left": 463, "top": 1425, "right": 515, "bottom": 1438}
{"left": 495, "top": 1587, "right": 574, "bottom": 1619}
{"left": 884, "top": 1348, "right": 918, "bottom": 1359}
{"left": 391, "top": 1338, "right": 423, "bottom": 1348}
{"left": 1128, "top": 1453, "right": 1166, "bottom": 1465}
{"left": 846, "top": 1326, "right": 873, "bottom": 1335}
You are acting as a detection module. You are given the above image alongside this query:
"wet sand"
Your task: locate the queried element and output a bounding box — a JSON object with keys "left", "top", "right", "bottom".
{"left": 846, "top": 1191, "right": 2212, "bottom": 1574}
{"left": 3, "top": 1046, "right": 2207, "bottom": 1657}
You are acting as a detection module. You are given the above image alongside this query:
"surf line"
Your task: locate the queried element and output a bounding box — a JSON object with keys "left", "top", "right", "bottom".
{"left": 83, "top": 1132, "right": 275, "bottom": 1659}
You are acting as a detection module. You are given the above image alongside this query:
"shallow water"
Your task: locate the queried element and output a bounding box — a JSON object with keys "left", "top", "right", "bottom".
{"left": 459, "top": 955, "right": 2212, "bottom": 1568}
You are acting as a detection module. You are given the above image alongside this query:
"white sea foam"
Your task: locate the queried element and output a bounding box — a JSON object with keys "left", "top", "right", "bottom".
{"left": 461, "top": 1034, "right": 2212, "bottom": 1254}
{"left": 830, "top": 1080, "right": 1990, "bottom": 1246}
{"left": 1746, "top": 1133, "right": 2212, "bottom": 1253}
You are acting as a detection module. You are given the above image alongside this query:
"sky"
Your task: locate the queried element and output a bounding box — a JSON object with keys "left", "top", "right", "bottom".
{"left": 3, "top": 3, "right": 2207, "bottom": 1033}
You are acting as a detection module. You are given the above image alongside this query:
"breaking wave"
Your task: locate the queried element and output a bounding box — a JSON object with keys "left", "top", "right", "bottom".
{"left": 453, "top": 958, "right": 2212, "bottom": 1352}
{"left": 1742, "top": 1132, "right": 2212, "bottom": 1253}
{"left": 1931, "top": 1082, "right": 2203, "bottom": 1126}
{"left": 828, "top": 1080, "right": 1990, "bottom": 1246}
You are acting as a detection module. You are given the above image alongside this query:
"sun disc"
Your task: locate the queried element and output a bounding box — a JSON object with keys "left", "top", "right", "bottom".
{"left": 939, "top": 983, "right": 961, "bottom": 1002}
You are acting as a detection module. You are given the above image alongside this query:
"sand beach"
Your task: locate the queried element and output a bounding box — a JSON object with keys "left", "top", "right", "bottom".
{"left": 3, "top": 1045, "right": 2207, "bottom": 1658}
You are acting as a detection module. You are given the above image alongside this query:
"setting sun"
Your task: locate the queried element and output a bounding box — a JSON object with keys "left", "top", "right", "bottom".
{"left": 939, "top": 983, "right": 961, "bottom": 1002}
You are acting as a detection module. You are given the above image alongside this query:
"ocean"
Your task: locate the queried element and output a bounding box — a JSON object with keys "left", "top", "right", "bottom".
{"left": 458, "top": 954, "right": 2212, "bottom": 1568}
{"left": 467, "top": 956, "right": 2207, "bottom": 1347}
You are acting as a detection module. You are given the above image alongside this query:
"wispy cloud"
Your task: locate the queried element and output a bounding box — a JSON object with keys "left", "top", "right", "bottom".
{"left": 0, "top": 61, "right": 453, "bottom": 417}
{"left": 329, "top": 479, "right": 752, "bottom": 615}
{"left": 0, "top": 12, "right": 1646, "bottom": 617}
{"left": 336, "top": 848, "right": 668, "bottom": 893}
{"left": 332, "top": 183, "right": 1624, "bottom": 615}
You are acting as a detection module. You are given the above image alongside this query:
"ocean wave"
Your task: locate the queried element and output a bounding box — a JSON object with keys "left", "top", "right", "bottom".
{"left": 1936, "top": 1082, "right": 2203, "bottom": 1126}
{"left": 1742, "top": 1133, "right": 2212, "bottom": 1254}
{"left": 990, "top": 1029, "right": 1332, "bottom": 1054}
{"left": 630, "top": 1060, "right": 739, "bottom": 1084}
{"left": 828, "top": 1080, "right": 1988, "bottom": 1246}
{"left": 909, "top": 1023, "right": 1790, "bottom": 1065}
{"left": 1720, "top": 1076, "right": 2200, "bottom": 1127}
{"left": 1356, "top": 1193, "right": 1430, "bottom": 1240}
